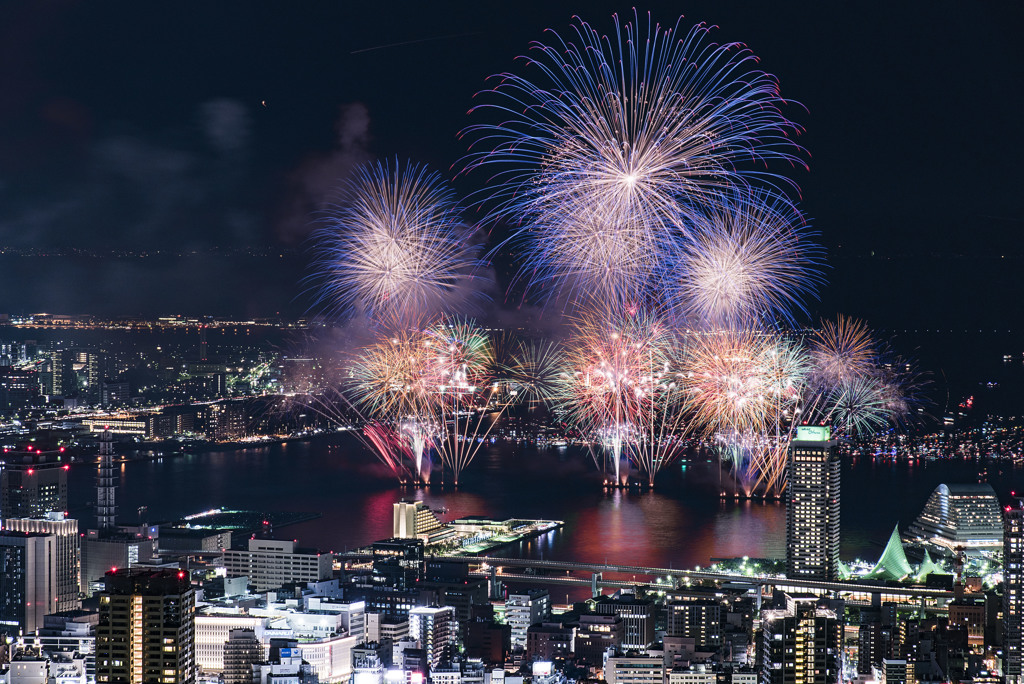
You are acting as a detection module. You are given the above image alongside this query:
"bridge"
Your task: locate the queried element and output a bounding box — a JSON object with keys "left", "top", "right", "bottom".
{"left": 339, "top": 551, "right": 957, "bottom": 611}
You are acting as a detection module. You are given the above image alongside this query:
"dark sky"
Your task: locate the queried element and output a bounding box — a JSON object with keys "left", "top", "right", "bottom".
{"left": 0, "top": 1, "right": 1021, "bottom": 326}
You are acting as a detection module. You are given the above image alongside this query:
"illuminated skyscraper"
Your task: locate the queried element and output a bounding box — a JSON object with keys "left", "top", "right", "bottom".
{"left": 408, "top": 606, "right": 455, "bottom": 672}
{"left": 785, "top": 426, "right": 840, "bottom": 582}
{"left": 96, "top": 568, "right": 196, "bottom": 684}
{"left": 1004, "top": 498, "right": 1024, "bottom": 684}
{"left": 758, "top": 593, "right": 842, "bottom": 684}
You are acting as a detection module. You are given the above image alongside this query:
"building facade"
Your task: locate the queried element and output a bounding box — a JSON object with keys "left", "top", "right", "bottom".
{"left": 95, "top": 568, "right": 196, "bottom": 684}
{"left": 4, "top": 513, "right": 81, "bottom": 613}
{"left": 1005, "top": 498, "right": 1024, "bottom": 684}
{"left": 785, "top": 427, "right": 840, "bottom": 581}
{"left": 0, "top": 531, "right": 57, "bottom": 635}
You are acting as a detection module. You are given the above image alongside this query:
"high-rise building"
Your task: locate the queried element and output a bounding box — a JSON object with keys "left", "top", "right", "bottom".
{"left": 594, "top": 594, "right": 656, "bottom": 651}
{"left": 223, "top": 628, "right": 263, "bottom": 684}
{"left": 785, "top": 426, "right": 840, "bottom": 581}
{"left": 0, "top": 530, "right": 57, "bottom": 634}
{"left": 1, "top": 447, "right": 69, "bottom": 519}
{"left": 4, "top": 512, "right": 81, "bottom": 613}
{"left": 1004, "top": 498, "right": 1024, "bottom": 684}
{"left": 97, "top": 431, "right": 116, "bottom": 531}
{"left": 95, "top": 568, "right": 196, "bottom": 684}
{"left": 408, "top": 606, "right": 455, "bottom": 672}
{"left": 758, "top": 593, "right": 843, "bottom": 684}
{"left": 506, "top": 589, "right": 550, "bottom": 650}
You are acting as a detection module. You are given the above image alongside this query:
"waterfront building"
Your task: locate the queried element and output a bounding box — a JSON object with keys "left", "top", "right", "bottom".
{"left": 95, "top": 568, "right": 196, "bottom": 684}
{"left": 906, "top": 483, "right": 1003, "bottom": 551}
{"left": 1004, "top": 498, "right": 1024, "bottom": 684}
{"left": 408, "top": 606, "right": 456, "bottom": 672}
{"left": 0, "top": 530, "right": 57, "bottom": 634}
{"left": 5, "top": 512, "right": 81, "bottom": 613}
{"left": 222, "top": 538, "right": 332, "bottom": 593}
{"left": 392, "top": 502, "right": 445, "bottom": 540}
{"left": 785, "top": 426, "right": 840, "bottom": 582}
{"left": 506, "top": 590, "right": 550, "bottom": 650}
{"left": 757, "top": 593, "right": 842, "bottom": 684}
{"left": 0, "top": 367, "right": 40, "bottom": 413}
{"left": 1, "top": 448, "right": 69, "bottom": 519}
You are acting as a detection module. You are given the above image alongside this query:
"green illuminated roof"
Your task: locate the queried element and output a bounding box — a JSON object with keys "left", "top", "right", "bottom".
{"left": 867, "top": 525, "right": 913, "bottom": 581}
{"left": 914, "top": 548, "right": 946, "bottom": 582}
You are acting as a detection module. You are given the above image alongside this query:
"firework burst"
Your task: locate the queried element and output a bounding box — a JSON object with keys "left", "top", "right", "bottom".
{"left": 554, "top": 311, "right": 689, "bottom": 485}
{"left": 308, "top": 159, "right": 487, "bottom": 328}
{"left": 464, "top": 12, "right": 805, "bottom": 309}
{"left": 672, "top": 191, "right": 823, "bottom": 328}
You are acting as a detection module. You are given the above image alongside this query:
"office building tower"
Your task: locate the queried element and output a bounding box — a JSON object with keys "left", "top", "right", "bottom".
{"left": 97, "top": 431, "right": 116, "bottom": 531}
{"left": 758, "top": 593, "right": 842, "bottom": 684}
{"left": 594, "top": 593, "right": 656, "bottom": 651}
{"left": 1005, "top": 498, "right": 1024, "bottom": 684}
{"left": 505, "top": 589, "right": 550, "bottom": 650}
{"left": 785, "top": 426, "right": 840, "bottom": 581}
{"left": 4, "top": 512, "right": 81, "bottom": 612}
{"left": 0, "top": 531, "right": 57, "bottom": 634}
{"left": 222, "top": 538, "right": 332, "bottom": 593}
{"left": 96, "top": 568, "right": 195, "bottom": 684}
{"left": 1, "top": 447, "right": 69, "bottom": 519}
{"left": 408, "top": 606, "right": 455, "bottom": 672}
{"left": 223, "top": 628, "right": 263, "bottom": 684}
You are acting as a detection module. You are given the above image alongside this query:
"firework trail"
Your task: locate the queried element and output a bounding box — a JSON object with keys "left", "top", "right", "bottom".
{"left": 555, "top": 311, "right": 690, "bottom": 486}
{"left": 308, "top": 159, "right": 487, "bottom": 328}
{"left": 463, "top": 12, "right": 805, "bottom": 310}
{"left": 672, "top": 190, "right": 823, "bottom": 329}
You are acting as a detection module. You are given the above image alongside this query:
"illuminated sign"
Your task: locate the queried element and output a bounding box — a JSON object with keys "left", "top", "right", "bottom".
{"left": 796, "top": 425, "right": 831, "bottom": 442}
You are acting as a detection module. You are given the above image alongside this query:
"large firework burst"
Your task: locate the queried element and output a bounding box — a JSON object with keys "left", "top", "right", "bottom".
{"left": 464, "top": 12, "right": 805, "bottom": 309}
{"left": 554, "top": 311, "right": 689, "bottom": 485}
{"left": 308, "top": 160, "right": 487, "bottom": 328}
{"left": 672, "top": 191, "right": 824, "bottom": 328}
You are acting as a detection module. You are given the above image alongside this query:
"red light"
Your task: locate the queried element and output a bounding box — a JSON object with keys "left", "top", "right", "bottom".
{"left": 63, "top": 465, "right": 70, "bottom": 471}
{"left": 59, "top": 447, "right": 65, "bottom": 453}
{"left": 178, "top": 571, "right": 185, "bottom": 579}
{"left": 111, "top": 566, "right": 118, "bottom": 572}
{"left": 27, "top": 468, "right": 34, "bottom": 475}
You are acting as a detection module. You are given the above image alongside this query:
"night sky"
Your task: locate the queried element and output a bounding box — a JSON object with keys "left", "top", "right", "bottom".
{"left": 0, "top": 1, "right": 1021, "bottom": 328}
